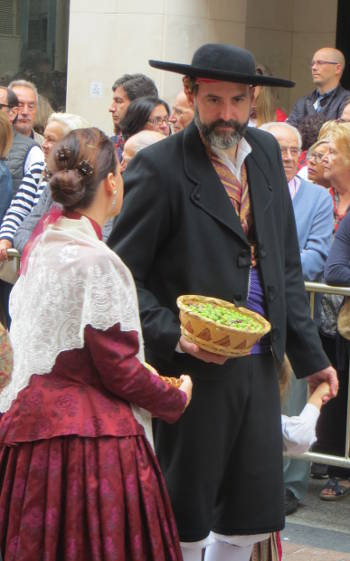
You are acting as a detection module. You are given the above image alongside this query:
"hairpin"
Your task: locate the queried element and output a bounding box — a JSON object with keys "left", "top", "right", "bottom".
{"left": 76, "top": 159, "right": 94, "bottom": 177}
{"left": 56, "top": 147, "right": 71, "bottom": 163}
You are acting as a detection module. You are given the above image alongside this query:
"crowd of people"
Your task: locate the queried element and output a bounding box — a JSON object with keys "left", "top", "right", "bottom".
{"left": 0, "top": 41, "right": 348, "bottom": 560}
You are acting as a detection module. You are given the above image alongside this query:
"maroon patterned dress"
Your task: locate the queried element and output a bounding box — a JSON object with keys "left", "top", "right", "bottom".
{"left": 0, "top": 213, "right": 187, "bottom": 561}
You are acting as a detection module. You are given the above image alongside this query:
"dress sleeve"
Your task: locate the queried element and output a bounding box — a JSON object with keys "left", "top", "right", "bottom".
{"left": 84, "top": 323, "right": 187, "bottom": 423}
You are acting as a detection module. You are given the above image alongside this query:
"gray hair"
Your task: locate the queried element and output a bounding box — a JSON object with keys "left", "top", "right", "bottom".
{"left": 47, "top": 112, "right": 90, "bottom": 134}
{"left": 8, "top": 79, "right": 39, "bottom": 103}
{"left": 259, "top": 121, "right": 302, "bottom": 151}
{"left": 126, "top": 130, "right": 164, "bottom": 154}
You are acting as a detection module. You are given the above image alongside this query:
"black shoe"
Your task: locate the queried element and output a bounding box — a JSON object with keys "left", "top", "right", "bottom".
{"left": 284, "top": 489, "right": 299, "bottom": 515}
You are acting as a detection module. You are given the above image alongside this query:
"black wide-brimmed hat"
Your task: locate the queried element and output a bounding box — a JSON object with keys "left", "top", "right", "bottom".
{"left": 149, "top": 43, "right": 294, "bottom": 88}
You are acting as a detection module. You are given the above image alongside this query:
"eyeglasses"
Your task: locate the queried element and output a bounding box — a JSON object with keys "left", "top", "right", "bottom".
{"left": 311, "top": 60, "right": 338, "bottom": 68}
{"left": 0, "top": 103, "right": 9, "bottom": 110}
{"left": 148, "top": 116, "right": 169, "bottom": 126}
{"left": 306, "top": 151, "right": 326, "bottom": 163}
{"left": 280, "top": 146, "right": 299, "bottom": 157}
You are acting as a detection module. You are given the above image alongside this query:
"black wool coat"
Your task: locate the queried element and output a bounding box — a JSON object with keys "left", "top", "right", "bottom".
{"left": 108, "top": 122, "right": 329, "bottom": 379}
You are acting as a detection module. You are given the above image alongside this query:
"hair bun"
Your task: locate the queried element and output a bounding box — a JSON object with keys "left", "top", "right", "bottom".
{"left": 50, "top": 169, "right": 86, "bottom": 208}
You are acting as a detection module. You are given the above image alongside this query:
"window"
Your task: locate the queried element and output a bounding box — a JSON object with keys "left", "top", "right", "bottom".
{"left": 0, "top": 0, "right": 69, "bottom": 114}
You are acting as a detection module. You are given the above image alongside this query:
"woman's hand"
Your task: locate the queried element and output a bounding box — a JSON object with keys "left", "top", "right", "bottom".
{"left": 0, "top": 240, "right": 12, "bottom": 262}
{"left": 179, "top": 374, "right": 193, "bottom": 408}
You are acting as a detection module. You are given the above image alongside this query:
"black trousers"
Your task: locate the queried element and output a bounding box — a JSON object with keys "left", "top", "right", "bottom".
{"left": 154, "top": 353, "right": 284, "bottom": 542}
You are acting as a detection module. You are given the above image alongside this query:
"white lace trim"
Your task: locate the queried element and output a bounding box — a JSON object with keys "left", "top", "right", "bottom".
{"left": 0, "top": 216, "right": 153, "bottom": 444}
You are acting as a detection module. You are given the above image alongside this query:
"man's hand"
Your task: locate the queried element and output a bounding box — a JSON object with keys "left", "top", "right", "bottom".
{"left": 179, "top": 335, "right": 228, "bottom": 364}
{"left": 0, "top": 240, "right": 12, "bottom": 262}
{"left": 307, "top": 366, "right": 338, "bottom": 404}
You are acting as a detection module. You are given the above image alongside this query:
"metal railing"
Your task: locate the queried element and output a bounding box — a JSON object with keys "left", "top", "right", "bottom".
{"left": 289, "top": 281, "right": 350, "bottom": 468}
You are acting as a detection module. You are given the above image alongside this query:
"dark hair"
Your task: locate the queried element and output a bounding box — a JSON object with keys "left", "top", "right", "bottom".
{"left": 48, "top": 127, "right": 116, "bottom": 210}
{"left": 0, "top": 87, "right": 18, "bottom": 108}
{"left": 112, "top": 73, "right": 158, "bottom": 101}
{"left": 298, "top": 114, "right": 326, "bottom": 151}
{"left": 120, "top": 97, "right": 170, "bottom": 140}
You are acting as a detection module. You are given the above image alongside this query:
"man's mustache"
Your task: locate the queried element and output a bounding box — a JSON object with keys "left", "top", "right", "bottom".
{"left": 208, "top": 119, "right": 240, "bottom": 131}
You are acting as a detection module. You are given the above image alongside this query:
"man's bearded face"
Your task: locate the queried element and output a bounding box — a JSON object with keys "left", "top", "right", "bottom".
{"left": 192, "top": 81, "right": 252, "bottom": 150}
{"left": 194, "top": 104, "right": 248, "bottom": 149}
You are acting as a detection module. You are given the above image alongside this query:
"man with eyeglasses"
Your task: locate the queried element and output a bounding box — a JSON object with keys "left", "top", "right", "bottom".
{"left": 0, "top": 86, "right": 44, "bottom": 194}
{"left": 261, "top": 121, "right": 333, "bottom": 516}
{"left": 288, "top": 48, "right": 350, "bottom": 128}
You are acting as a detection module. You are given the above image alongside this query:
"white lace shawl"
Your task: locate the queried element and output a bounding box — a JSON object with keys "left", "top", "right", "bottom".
{"left": 0, "top": 216, "right": 153, "bottom": 445}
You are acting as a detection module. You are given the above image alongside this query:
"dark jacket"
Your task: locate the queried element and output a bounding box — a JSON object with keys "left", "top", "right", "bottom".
{"left": 108, "top": 123, "right": 329, "bottom": 378}
{"left": 287, "top": 84, "right": 350, "bottom": 128}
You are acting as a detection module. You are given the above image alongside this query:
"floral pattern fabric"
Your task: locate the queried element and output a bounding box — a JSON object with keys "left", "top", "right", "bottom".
{"left": 0, "top": 435, "right": 183, "bottom": 561}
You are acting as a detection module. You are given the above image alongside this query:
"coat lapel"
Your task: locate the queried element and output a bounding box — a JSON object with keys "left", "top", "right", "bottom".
{"left": 244, "top": 130, "right": 274, "bottom": 241}
{"left": 182, "top": 123, "right": 250, "bottom": 247}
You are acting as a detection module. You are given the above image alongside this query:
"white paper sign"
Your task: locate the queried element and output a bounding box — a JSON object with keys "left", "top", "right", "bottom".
{"left": 89, "top": 82, "right": 103, "bottom": 98}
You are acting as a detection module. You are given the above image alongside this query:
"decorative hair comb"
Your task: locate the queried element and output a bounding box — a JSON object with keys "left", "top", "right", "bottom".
{"left": 76, "top": 160, "right": 94, "bottom": 177}
{"left": 56, "top": 147, "right": 71, "bottom": 164}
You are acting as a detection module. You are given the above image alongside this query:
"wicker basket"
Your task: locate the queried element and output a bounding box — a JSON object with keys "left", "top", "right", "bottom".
{"left": 177, "top": 294, "right": 271, "bottom": 358}
{"left": 145, "top": 362, "right": 182, "bottom": 388}
{"left": 160, "top": 376, "right": 182, "bottom": 388}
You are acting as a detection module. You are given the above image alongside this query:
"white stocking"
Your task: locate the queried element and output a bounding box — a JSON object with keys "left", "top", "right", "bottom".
{"left": 181, "top": 545, "right": 203, "bottom": 561}
{"left": 204, "top": 541, "right": 253, "bottom": 561}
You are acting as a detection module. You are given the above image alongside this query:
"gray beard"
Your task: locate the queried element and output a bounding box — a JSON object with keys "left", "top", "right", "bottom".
{"left": 194, "top": 105, "right": 248, "bottom": 150}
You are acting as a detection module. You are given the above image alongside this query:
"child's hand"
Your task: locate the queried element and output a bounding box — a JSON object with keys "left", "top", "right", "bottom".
{"left": 308, "top": 381, "right": 331, "bottom": 410}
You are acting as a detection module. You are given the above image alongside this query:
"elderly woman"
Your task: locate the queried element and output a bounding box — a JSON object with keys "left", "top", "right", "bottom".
{"left": 299, "top": 139, "right": 330, "bottom": 187}
{"left": 0, "top": 112, "right": 89, "bottom": 259}
{"left": 314, "top": 122, "right": 350, "bottom": 497}
{"left": 120, "top": 96, "right": 170, "bottom": 140}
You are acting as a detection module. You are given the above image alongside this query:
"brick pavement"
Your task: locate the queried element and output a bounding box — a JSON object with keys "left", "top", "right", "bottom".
{"left": 282, "top": 541, "right": 350, "bottom": 560}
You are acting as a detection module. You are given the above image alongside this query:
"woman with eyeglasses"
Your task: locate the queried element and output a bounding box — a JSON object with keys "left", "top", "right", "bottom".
{"left": 120, "top": 96, "right": 171, "bottom": 140}
{"left": 312, "top": 122, "right": 350, "bottom": 497}
{"left": 303, "top": 139, "right": 330, "bottom": 187}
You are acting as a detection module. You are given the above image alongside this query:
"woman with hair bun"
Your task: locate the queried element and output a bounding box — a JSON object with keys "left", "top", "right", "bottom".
{"left": 0, "top": 127, "right": 192, "bottom": 561}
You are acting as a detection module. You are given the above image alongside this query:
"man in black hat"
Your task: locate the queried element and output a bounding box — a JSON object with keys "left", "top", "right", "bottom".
{"left": 108, "top": 44, "right": 337, "bottom": 561}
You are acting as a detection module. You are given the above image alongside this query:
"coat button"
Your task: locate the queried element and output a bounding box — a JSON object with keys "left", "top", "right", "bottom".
{"left": 233, "top": 294, "right": 242, "bottom": 302}
{"left": 237, "top": 251, "right": 250, "bottom": 267}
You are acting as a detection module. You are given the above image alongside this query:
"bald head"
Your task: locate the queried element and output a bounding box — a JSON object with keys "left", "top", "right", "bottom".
{"left": 311, "top": 47, "right": 345, "bottom": 93}
{"left": 169, "top": 91, "right": 194, "bottom": 133}
{"left": 121, "top": 130, "right": 164, "bottom": 172}
{"left": 260, "top": 122, "right": 301, "bottom": 182}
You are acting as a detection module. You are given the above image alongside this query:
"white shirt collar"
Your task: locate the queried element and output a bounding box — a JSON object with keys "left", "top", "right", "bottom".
{"left": 211, "top": 137, "right": 252, "bottom": 182}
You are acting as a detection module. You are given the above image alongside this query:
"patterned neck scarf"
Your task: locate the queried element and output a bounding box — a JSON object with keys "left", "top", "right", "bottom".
{"left": 208, "top": 149, "right": 257, "bottom": 265}
{"left": 208, "top": 150, "right": 252, "bottom": 237}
